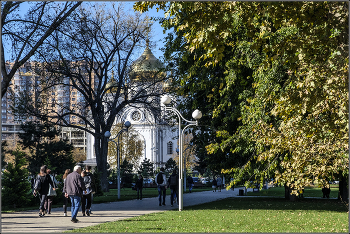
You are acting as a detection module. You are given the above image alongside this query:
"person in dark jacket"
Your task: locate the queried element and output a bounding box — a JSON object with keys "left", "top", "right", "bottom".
{"left": 62, "top": 169, "right": 71, "bottom": 216}
{"left": 64, "top": 165, "right": 86, "bottom": 223}
{"left": 33, "top": 165, "right": 56, "bottom": 217}
{"left": 168, "top": 169, "right": 179, "bottom": 207}
{"left": 135, "top": 175, "right": 143, "bottom": 200}
{"left": 187, "top": 176, "right": 194, "bottom": 193}
{"left": 81, "top": 170, "right": 92, "bottom": 216}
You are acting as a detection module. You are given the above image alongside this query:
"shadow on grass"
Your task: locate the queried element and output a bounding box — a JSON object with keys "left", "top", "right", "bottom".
{"left": 183, "top": 197, "right": 348, "bottom": 213}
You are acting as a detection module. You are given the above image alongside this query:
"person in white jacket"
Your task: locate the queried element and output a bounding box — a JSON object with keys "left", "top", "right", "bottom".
{"left": 155, "top": 167, "right": 167, "bottom": 206}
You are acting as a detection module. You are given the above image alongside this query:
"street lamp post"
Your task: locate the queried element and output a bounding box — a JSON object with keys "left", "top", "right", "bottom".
{"left": 161, "top": 95, "right": 202, "bottom": 211}
{"left": 104, "top": 121, "right": 131, "bottom": 199}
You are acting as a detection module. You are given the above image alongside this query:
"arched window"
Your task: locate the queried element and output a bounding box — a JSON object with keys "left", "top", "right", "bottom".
{"left": 167, "top": 141, "right": 173, "bottom": 154}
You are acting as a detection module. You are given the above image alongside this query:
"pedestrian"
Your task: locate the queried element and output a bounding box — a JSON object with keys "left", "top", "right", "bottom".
{"left": 216, "top": 176, "right": 222, "bottom": 192}
{"left": 33, "top": 165, "right": 56, "bottom": 217}
{"left": 212, "top": 177, "right": 217, "bottom": 192}
{"left": 62, "top": 169, "right": 71, "bottom": 216}
{"left": 155, "top": 167, "right": 167, "bottom": 206}
{"left": 44, "top": 168, "right": 58, "bottom": 214}
{"left": 136, "top": 175, "right": 143, "bottom": 200}
{"left": 85, "top": 166, "right": 96, "bottom": 214}
{"left": 81, "top": 170, "right": 92, "bottom": 216}
{"left": 63, "top": 165, "right": 86, "bottom": 223}
{"left": 187, "top": 175, "right": 194, "bottom": 193}
{"left": 168, "top": 169, "right": 178, "bottom": 207}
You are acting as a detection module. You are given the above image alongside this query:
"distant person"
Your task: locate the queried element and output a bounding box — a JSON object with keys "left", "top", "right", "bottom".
{"left": 64, "top": 165, "right": 86, "bottom": 223}
{"left": 187, "top": 176, "right": 194, "bottom": 193}
{"left": 155, "top": 167, "right": 167, "bottom": 206}
{"left": 216, "top": 176, "right": 222, "bottom": 192}
{"left": 44, "top": 168, "right": 59, "bottom": 214}
{"left": 81, "top": 170, "right": 92, "bottom": 216}
{"left": 136, "top": 175, "right": 143, "bottom": 200}
{"left": 85, "top": 166, "right": 96, "bottom": 213}
{"left": 212, "top": 178, "right": 217, "bottom": 192}
{"left": 62, "top": 169, "right": 71, "bottom": 216}
{"left": 168, "top": 169, "right": 178, "bottom": 207}
{"left": 33, "top": 165, "right": 56, "bottom": 217}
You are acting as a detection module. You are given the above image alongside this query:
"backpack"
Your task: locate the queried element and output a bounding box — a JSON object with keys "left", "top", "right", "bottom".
{"left": 157, "top": 172, "right": 164, "bottom": 184}
{"left": 170, "top": 174, "right": 177, "bottom": 186}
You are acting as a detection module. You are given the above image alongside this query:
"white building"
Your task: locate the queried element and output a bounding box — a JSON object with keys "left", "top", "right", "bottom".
{"left": 84, "top": 42, "right": 178, "bottom": 170}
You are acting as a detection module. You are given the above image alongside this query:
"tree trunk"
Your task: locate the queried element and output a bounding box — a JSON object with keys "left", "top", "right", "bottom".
{"left": 95, "top": 137, "right": 110, "bottom": 192}
{"left": 338, "top": 172, "right": 348, "bottom": 202}
{"left": 284, "top": 184, "right": 297, "bottom": 201}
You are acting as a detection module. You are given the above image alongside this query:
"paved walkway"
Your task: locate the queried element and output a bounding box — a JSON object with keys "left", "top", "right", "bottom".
{"left": 1, "top": 188, "right": 247, "bottom": 233}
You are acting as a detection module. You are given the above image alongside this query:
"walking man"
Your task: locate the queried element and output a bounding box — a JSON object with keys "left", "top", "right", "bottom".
{"left": 156, "top": 167, "right": 167, "bottom": 206}
{"left": 64, "top": 165, "right": 86, "bottom": 223}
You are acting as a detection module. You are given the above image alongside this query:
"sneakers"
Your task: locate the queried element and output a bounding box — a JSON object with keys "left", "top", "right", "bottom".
{"left": 82, "top": 213, "right": 86, "bottom": 216}
{"left": 39, "top": 212, "right": 43, "bottom": 217}
{"left": 86, "top": 210, "right": 90, "bottom": 216}
{"left": 64, "top": 213, "right": 67, "bottom": 217}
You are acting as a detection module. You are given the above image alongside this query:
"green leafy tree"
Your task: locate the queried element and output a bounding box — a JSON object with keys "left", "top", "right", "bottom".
{"left": 134, "top": 2, "right": 349, "bottom": 197}
{"left": 1, "top": 149, "right": 31, "bottom": 209}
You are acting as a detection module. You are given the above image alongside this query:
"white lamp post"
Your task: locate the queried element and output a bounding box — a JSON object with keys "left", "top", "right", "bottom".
{"left": 104, "top": 121, "right": 131, "bottom": 199}
{"left": 161, "top": 94, "right": 202, "bottom": 211}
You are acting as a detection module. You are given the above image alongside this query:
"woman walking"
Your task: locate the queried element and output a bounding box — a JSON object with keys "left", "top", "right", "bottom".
{"left": 33, "top": 165, "right": 56, "bottom": 217}
{"left": 44, "top": 168, "right": 58, "bottom": 214}
{"left": 81, "top": 170, "right": 92, "bottom": 216}
{"left": 62, "top": 169, "right": 71, "bottom": 216}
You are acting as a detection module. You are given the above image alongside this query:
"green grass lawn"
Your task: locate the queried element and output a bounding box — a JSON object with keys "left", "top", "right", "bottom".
{"left": 66, "top": 196, "right": 348, "bottom": 233}
{"left": 246, "top": 185, "right": 339, "bottom": 198}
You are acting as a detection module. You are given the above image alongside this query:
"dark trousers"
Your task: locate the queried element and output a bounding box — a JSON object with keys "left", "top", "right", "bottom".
{"left": 63, "top": 194, "right": 69, "bottom": 213}
{"left": 81, "top": 193, "right": 92, "bottom": 214}
{"left": 44, "top": 196, "right": 55, "bottom": 213}
{"left": 137, "top": 187, "right": 143, "bottom": 199}
{"left": 170, "top": 186, "right": 178, "bottom": 205}
{"left": 39, "top": 194, "right": 47, "bottom": 211}
{"left": 157, "top": 185, "right": 166, "bottom": 205}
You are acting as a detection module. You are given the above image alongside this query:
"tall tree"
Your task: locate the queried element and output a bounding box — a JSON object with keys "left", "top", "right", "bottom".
{"left": 134, "top": 2, "right": 349, "bottom": 195}
{"left": 12, "top": 2, "right": 167, "bottom": 191}
{"left": 1, "top": 1, "right": 82, "bottom": 97}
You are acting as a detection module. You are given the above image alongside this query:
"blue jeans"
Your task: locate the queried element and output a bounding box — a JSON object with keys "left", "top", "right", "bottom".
{"left": 157, "top": 185, "right": 166, "bottom": 205}
{"left": 188, "top": 183, "right": 193, "bottom": 192}
{"left": 170, "top": 186, "right": 178, "bottom": 205}
{"left": 69, "top": 195, "right": 81, "bottom": 220}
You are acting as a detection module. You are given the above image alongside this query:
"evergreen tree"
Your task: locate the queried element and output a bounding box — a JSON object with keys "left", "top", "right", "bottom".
{"left": 18, "top": 121, "right": 75, "bottom": 176}
{"left": 120, "top": 159, "right": 134, "bottom": 187}
{"left": 164, "top": 158, "right": 177, "bottom": 174}
{"left": 138, "top": 158, "right": 154, "bottom": 181}
{"left": 2, "top": 149, "right": 31, "bottom": 209}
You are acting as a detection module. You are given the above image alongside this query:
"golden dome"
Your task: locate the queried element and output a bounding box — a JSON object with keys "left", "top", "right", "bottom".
{"left": 129, "top": 41, "right": 165, "bottom": 81}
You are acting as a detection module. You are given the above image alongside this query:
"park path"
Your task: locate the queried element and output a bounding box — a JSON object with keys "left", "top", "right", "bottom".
{"left": 1, "top": 187, "right": 247, "bottom": 233}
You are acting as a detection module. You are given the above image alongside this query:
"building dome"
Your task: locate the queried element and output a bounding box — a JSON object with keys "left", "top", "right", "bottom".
{"left": 129, "top": 40, "right": 165, "bottom": 81}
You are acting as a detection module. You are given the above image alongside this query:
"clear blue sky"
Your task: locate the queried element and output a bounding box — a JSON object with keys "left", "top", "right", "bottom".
{"left": 3, "top": 1, "right": 168, "bottom": 62}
